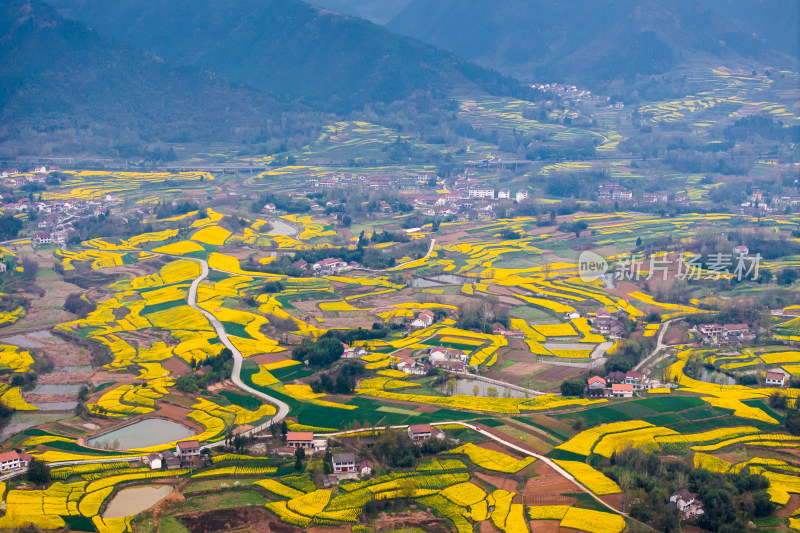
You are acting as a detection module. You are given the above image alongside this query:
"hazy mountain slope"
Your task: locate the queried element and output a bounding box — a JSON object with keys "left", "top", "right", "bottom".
{"left": 308, "top": 0, "right": 412, "bottom": 24}
{"left": 0, "top": 0, "right": 300, "bottom": 156}
{"left": 52, "top": 0, "right": 521, "bottom": 112}
{"left": 387, "top": 0, "right": 800, "bottom": 84}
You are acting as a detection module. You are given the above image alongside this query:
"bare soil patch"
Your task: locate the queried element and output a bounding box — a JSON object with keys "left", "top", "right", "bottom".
{"left": 248, "top": 352, "right": 292, "bottom": 365}
{"left": 474, "top": 471, "right": 518, "bottom": 492}
{"left": 162, "top": 356, "right": 190, "bottom": 377}
{"left": 373, "top": 510, "right": 448, "bottom": 532}
{"left": 776, "top": 493, "right": 800, "bottom": 518}
{"left": 524, "top": 462, "right": 577, "bottom": 506}
{"left": 503, "top": 349, "right": 536, "bottom": 363}
{"left": 600, "top": 493, "right": 623, "bottom": 510}
{"left": 664, "top": 322, "right": 690, "bottom": 345}
{"left": 528, "top": 520, "right": 560, "bottom": 533}
{"left": 487, "top": 361, "right": 545, "bottom": 383}
{"left": 177, "top": 506, "right": 299, "bottom": 533}
{"left": 533, "top": 366, "right": 583, "bottom": 381}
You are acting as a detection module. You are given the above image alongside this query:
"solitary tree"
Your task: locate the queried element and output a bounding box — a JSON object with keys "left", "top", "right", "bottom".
{"left": 27, "top": 458, "right": 50, "bottom": 485}
{"left": 294, "top": 446, "right": 306, "bottom": 472}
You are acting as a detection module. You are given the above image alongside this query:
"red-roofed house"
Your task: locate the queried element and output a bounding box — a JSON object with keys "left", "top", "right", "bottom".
{"left": 588, "top": 376, "right": 607, "bottom": 393}
{"left": 0, "top": 451, "right": 21, "bottom": 472}
{"left": 407, "top": 423, "right": 432, "bottom": 441}
{"left": 286, "top": 431, "right": 314, "bottom": 449}
{"left": 176, "top": 440, "right": 200, "bottom": 458}
{"left": 766, "top": 371, "right": 786, "bottom": 387}
{"left": 611, "top": 383, "right": 634, "bottom": 398}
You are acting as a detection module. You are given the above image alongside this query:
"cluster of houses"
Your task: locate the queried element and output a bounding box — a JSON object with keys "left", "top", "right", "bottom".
{"left": 596, "top": 183, "right": 694, "bottom": 208}
{"left": 144, "top": 439, "right": 202, "bottom": 470}
{"left": 696, "top": 323, "right": 756, "bottom": 344}
{"left": 588, "top": 371, "right": 666, "bottom": 397}
{"left": 288, "top": 257, "right": 358, "bottom": 276}
{"left": 306, "top": 174, "right": 400, "bottom": 190}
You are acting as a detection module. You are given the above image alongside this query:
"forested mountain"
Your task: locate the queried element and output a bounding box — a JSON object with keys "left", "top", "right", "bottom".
{"left": 0, "top": 0, "right": 319, "bottom": 157}
{"left": 51, "top": 0, "right": 523, "bottom": 112}
{"left": 387, "top": 0, "right": 800, "bottom": 84}
{"left": 308, "top": 0, "right": 411, "bottom": 24}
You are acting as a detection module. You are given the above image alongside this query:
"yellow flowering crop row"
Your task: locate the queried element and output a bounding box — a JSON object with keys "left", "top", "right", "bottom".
{"left": 255, "top": 479, "right": 305, "bottom": 498}
{"left": 559, "top": 507, "right": 627, "bottom": 533}
{"left": 593, "top": 426, "right": 678, "bottom": 457}
{"left": 152, "top": 240, "right": 205, "bottom": 255}
{"left": 193, "top": 465, "right": 278, "bottom": 477}
{"left": 447, "top": 443, "right": 535, "bottom": 473}
{"left": 693, "top": 452, "right": 732, "bottom": 473}
{"left": 556, "top": 420, "right": 654, "bottom": 456}
{"left": 191, "top": 225, "right": 231, "bottom": 246}
{"left": 265, "top": 501, "right": 312, "bottom": 527}
{"left": 358, "top": 377, "right": 419, "bottom": 390}
{"left": 0, "top": 385, "right": 37, "bottom": 410}
{"left": 0, "top": 305, "right": 25, "bottom": 326}
{"left": 319, "top": 301, "right": 369, "bottom": 312}
{"left": 553, "top": 460, "right": 621, "bottom": 495}
{"left": 440, "top": 482, "right": 486, "bottom": 507}
{"left": 692, "top": 433, "right": 800, "bottom": 452}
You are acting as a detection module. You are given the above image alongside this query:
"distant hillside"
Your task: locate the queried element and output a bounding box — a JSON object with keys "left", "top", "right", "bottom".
{"left": 52, "top": 0, "right": 522, "bottom": 112}
{"left": 387, "top": 0, "right": 800, "bottom": 84}
{"left": 308, "top": 0, "right": 411, "bottom": 24}
{"left": 0, "top": 0, "right": 307, "bottom": 157}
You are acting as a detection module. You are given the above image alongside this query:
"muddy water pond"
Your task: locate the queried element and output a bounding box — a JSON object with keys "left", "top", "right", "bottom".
{"left": 436, "top": 377, "right": 528, "bottom": 398}
{"left": 88, "top": 418, "right": 194, "bottom": 450}
{"left": 103, "top": 485, "right": 174, "bottom": 518}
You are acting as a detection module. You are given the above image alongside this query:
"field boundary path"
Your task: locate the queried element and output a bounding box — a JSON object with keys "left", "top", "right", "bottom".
{"left": 634, "top": 319, "right": 676, "bottom": 372}
{"left": 185, "top": 257, "right": 290, "bottom": 443}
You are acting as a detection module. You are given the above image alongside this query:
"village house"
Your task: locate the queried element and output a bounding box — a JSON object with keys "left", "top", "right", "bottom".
{"left": 397, "top": 357, "right": 424, "bottom": 375}
{"left": 610, "top": 383, "right": 634, "bottom": 398}
{"left": 433, "top": 359, "right": 468, "bottom": 373}
{"left": 0, "top": 451, "right": 22, "bottom": 472}
{"left": 497, "top": 189, "right": 511, "bottom": 200}
{"left": 332, "top": 451, "right": 357, "bottom": 474}
{"left": 468, "top": 188, "right": 494, "bottom": 199}
{"left": 262, "top": 203, "right": 276, "bottom": 213}
{"left": 176, "top": 440, "right": 201, "bottom": 459}
{"left": 624, "top": 371, "right": 647, "bottom": 389}
{"left": 33, "top": 232, "right": 54, "bottom": 245}
{"left": 147, "top": 453, "right": 162, "bottom": 470}
{"left": 411, "top": 309, "right": 435, "bottom": 329}
{"left": 407, "top": 423, "right": 446, "bottom": 442}
{"left": 492, "top": 322, "right": 506, "bottom": 335}
{"left": 765, "top": 371, "right": 786, "bottom": 387}
{"left": 312, "top": 258, "right": 346, "bottom": 275}
{"left": 358, "top": 460, "right": 374, "bottom": 475}
{"left": 286, "top": 431, "right": 314, "bottom": 449}
{"left": 515, "top": 190, "right": 529, "bottom": 202}
{"left": 162, "top": 450, "right": 181, "bottom": 470}
{"left": 587, "top": 376, "right": 607, "bottom": 395}
{"left": 733, "top": 245, "right": 749, "bottom": 255}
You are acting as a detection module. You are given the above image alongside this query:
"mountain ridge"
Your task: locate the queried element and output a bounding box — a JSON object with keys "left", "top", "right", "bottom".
{"left": 50, "top": 0, "right": 526, "bottom": 112}
{"left": 386, "top": 0, "right": 800, "bottom": 84}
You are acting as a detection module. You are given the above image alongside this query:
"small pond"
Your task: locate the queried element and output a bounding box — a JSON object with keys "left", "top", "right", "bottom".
{"left": 88, "top": 418, "right": 195, "bottom": 450}
{"left": 430, "top": 274, "right": 470, "bottom": 284}
{"left": 409, "top": 278, "right": 443, "bottom": 288}
{"left": 436, "top": 377, "right": 528, "bottom": 398}
{"left": 103, "top": 485, "right": 174, "bottom": 518}
{"left": 32, "top": 384, "right": 85, "bottom": 395}
{"left": 0, "top": 410, "right": 73, "bottom": 442}
{"left": 266, "top": 219, "right": 297, "bottom": 236}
